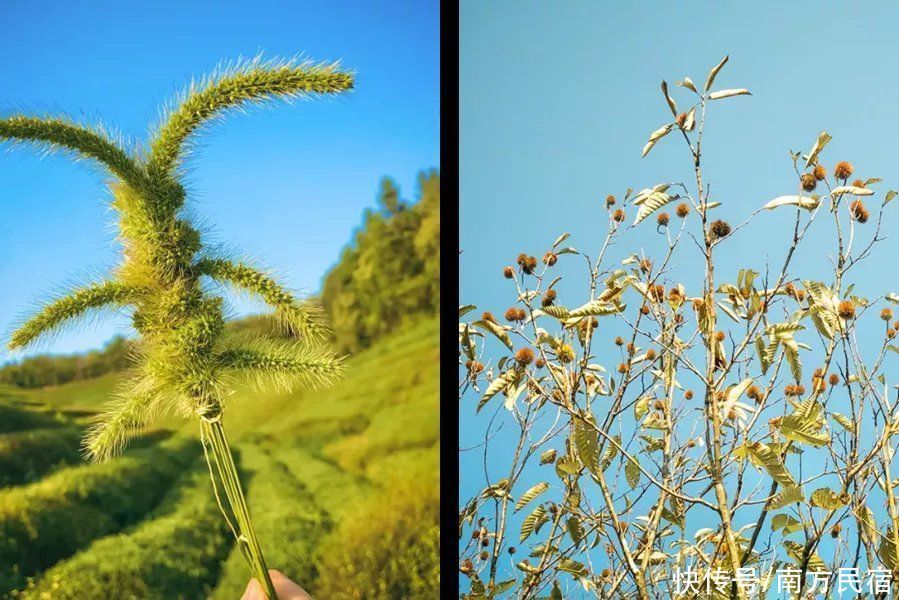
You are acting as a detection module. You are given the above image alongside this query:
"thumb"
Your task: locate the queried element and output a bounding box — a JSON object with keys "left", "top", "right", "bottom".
{"left": 241, "top": 578, "right": 266, "bottom": 600}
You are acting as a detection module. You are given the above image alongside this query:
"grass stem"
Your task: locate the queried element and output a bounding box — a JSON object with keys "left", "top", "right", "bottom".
{"left": 201, "top": 414, "right": 276, "bottom": 599}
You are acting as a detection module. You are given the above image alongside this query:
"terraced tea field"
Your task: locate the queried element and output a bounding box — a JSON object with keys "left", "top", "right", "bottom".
{"left": 0, "top": 317, "right": 438, "bottom": 599}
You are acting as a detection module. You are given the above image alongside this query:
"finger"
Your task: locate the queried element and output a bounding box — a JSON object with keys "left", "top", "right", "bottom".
{"left": 241, "top": 578, "right": 265, "bottom": 600}
{"left": 269, "top": 569, "right": 312, "bottom": 600}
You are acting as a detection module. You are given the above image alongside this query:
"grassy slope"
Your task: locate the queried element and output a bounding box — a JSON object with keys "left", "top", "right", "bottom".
{"left": 0, "top": 316, "right": 438, "bottom": 598}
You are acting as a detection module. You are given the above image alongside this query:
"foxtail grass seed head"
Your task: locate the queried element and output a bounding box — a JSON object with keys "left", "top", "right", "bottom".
{"left": 2, "top": 57, "right": 354, "bottom": 599}
{"left": 4, "top": 56, "right": 352, "bottom": 463}
{"left": 834, "top": 160, "right": 854, "bottom": 179}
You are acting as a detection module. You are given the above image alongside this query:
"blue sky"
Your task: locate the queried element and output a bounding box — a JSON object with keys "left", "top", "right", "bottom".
{"left": 0, "top": 0, "right": 438, "bottom": 360}
{"left": 461, "top": 0, "right": 899, "bottom": 591}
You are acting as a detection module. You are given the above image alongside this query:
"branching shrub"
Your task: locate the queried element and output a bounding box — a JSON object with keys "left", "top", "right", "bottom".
{"left": 460, "top": 56, "right": 899, "bottom": 598}
{"left": 0, "top": 427, "right": 81, "bottom": 487}
{"left": 14, "top": 468, "right": 230, "bottom": 599}
{"left": 316, "top": 476, "right": 440, "bottom": 599}
{"left": 0, "top": 438, "right": 197, "bottom": 593}
{"left": 0, "top": 404, "right": 64, "bottom": 434}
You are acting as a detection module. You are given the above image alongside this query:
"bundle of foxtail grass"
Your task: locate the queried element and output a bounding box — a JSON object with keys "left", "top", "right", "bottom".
{"left": 2, "top": 55, "right": 353, "bottom": 599}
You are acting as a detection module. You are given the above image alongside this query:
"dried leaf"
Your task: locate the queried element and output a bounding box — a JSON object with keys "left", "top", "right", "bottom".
{"left": 763, "top": 195, "right": 820, "bottom": 210}
{"left": 704, "top": 55, "right": 729, "bottom": 92}
{"left": 804, "top": 131, "right": 832, "bottom": 168}
{"left": 660, "top": 80, "right": 678, "bottom": 116}
{"left": 708, "top": 88, "right": 751, "bottom": 100}
{"left": 677, "top": 77, "right": 698, "bottom": 93}
{"left": 642, "top": 123, "right": 675, "bottom": 157}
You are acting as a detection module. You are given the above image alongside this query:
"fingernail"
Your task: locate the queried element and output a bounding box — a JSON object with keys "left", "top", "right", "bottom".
{"left": 242, "top": 579, "right": 260, "bottom": 600}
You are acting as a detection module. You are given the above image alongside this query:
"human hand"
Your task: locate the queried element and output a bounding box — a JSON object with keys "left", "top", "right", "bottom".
{"left": 241, "top": 570, "right": 311, "bottom": 600}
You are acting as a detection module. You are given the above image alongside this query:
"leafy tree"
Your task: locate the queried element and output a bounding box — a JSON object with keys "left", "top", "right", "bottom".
{"left": 460, "top": 56, "right": 899, "bottom": 598}
{"left": 322, "top": 169, "right": 439, "bottom": 353}
{"left": 0, "top": 336, "right": 131, "bottom": 388}
{"left": 1, "top": 56, "right": 352, "bottom": 598}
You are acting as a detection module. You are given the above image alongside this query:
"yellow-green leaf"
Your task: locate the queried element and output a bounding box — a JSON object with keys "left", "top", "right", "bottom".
{"left": 810, "top": 487, "right": 846, "bottom": 510}
{"left": 520, "top": 504, "right": 547, "bottom": 542}
{"left": 568, "top": 516, "right": 585, "bottom": 546}
{"left": 515, "top": 482, "right": 549, "bottom": 512}
{"left": 767, "top": 485, "right": 804, "bottom": 510}
{"left": 748, "top": 442, "right": 796, "bottom": 487}
{"left": 540, "top": 449, "right": 557, "bottom": 465}
{"left": 473, "top": 319, "right": 514, "bottom": 351}
{"left": 781, "top": 401, "right": 829, "bottom": 446}
{"left": 478, "top": 369, "right": 520, "bottom": 412}
{"left": 625, "top": 456, "right": 641, "bottom": 487}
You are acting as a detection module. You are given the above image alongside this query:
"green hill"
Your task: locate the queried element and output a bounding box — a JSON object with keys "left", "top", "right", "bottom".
{"left": 0, "top": 316, "right": 438, "bottom": 599}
